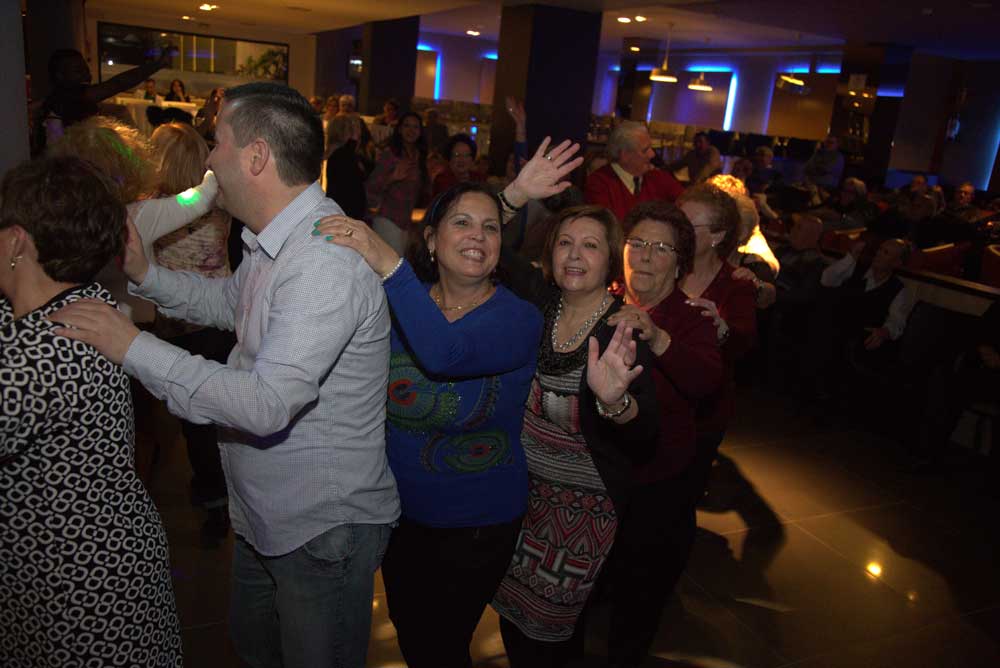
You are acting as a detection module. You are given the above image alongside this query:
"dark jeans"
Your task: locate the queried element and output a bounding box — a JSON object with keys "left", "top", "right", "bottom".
{"left": 165, "top": 327, "right": 235, "bottom": 507}
{"left": 499, "top": 615, "right": 586, "bottom": 668}
{"left": 380, "top": 515, "right": 521, "bottom": 668}
{"left": 230, "top": 522, "right": 393, "bottom": 668}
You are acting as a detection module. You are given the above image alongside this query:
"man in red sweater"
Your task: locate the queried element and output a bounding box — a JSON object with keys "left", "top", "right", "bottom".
{"left": 585, "top": 121, "right": 684, "bottom": 229}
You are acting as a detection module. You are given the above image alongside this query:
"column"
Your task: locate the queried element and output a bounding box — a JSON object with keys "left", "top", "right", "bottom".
{"left": 2, "top": 0, "right": 29, "bottom": 175}
{"left": 831, "top": 44, "right": 912, "bottom": 185}
{"left": 360, "top": 17, "right": 419, "bottom": 115}
{"left": 489, "top": 4, "right": 602, "bottom": 175}
{"left": 315, "top": 26, "right": 362, "bottom": 100}
{"left": 24, "top": 0, "right": 86, "bottom": 101}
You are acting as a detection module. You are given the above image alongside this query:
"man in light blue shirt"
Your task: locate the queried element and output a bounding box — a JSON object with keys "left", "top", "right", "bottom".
{"left": 53, "top": 82, "right": 399, "bottom": 668}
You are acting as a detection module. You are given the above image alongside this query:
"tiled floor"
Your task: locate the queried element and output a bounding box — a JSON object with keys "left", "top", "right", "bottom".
{"left": 144, "top": 386, "right": 1000, "bottom": 667}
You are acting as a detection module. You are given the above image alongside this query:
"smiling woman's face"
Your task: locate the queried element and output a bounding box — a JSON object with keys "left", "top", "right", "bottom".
{"left": 426, "top": 192, "right": 501, "bottom": 286}
{"left": 551, "top": 216, "right": 611, "bottom": 296}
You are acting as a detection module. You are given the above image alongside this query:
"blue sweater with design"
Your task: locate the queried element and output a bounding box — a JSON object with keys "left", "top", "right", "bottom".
{"left": 383, "top": 261, "right": 542, "bottom": 527}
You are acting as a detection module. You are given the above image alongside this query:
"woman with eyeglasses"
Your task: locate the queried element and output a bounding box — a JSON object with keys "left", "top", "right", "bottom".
{"left": 601, "top": 200, "right": 723, "bottom": 668}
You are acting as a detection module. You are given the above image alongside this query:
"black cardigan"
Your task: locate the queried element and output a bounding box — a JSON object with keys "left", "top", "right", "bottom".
{"left": 500, "top": 249, "right": 660, "bottom": 514}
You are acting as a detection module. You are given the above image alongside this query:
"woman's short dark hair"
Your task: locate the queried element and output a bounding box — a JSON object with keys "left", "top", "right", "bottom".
{"left": 407, "top": 182, "right": 502, "bottom": 283}
{"left": 0, "top": 156, "right": 126, "bottom": 283}
{"left": 623, "top": 200, "right": 696, "bottom": 279}
{"left": 541, "top": 205, "right": 623, "bottom": 287}
{"left": 224, "top": 82, "right": 324, "bottom": 187}
{"left": 443, "top": 133, "right": 477, "bottom": 160}
{"left": 677, "top": 183, "right": 741, "bottom": 260}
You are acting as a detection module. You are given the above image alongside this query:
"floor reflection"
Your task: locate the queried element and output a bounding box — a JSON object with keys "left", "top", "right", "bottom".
{"left": 148, "top": 385, "right": 1000, "bottom": 667}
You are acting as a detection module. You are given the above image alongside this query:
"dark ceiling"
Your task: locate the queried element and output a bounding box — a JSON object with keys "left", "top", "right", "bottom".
{"left": 674, "top": 0, "right": 1000, "bottom": 60}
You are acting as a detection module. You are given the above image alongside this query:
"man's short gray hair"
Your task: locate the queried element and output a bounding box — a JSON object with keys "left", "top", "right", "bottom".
{"left": 607, "top": 121, "right": 647, "bottom": 161}
{"left": 843, "top": 177, "right": 867, "bottom": 199}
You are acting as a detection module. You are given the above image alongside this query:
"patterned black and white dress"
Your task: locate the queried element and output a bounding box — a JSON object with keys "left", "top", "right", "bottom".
{"left": 0, "top": 283, "right": 183, "bottom": 667}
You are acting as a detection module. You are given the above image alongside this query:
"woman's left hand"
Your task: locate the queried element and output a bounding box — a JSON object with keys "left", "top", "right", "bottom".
{"left": 686, "top": 296, "right": 729, "bottom": 340}
{"left": 313, "top": 215, "right": 399, "bottom": 277}
{"left": 586, "top": 320, "right": 643, "bottom": 406}
{"left": 504, "top": 137, "right": 583, "bottom": 207}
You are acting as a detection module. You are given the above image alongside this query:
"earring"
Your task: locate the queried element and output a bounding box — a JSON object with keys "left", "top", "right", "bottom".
{"left": 429, "top": 249, "right": 436, "bottom": 263}
{"left": 9, "top": 255, "right": 22, "bottom": 271}
{"left": 675, "top": 268, "right": 680, "bottom": 279}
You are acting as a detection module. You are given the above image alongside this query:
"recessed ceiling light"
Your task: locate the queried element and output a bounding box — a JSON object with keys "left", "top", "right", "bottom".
{"left": 160, "top": 32, "right": 167, "bottom": 37}
{"left": 466, "top": 29, "right": 481, "bottom": 36}
{"left": 617, "top": 17, "right": 631, "bottom": 23}
{"left": 629, "top": 46, "right": 640, "bottom": 52}
{"left": 199, "top": 3, "right": 219, "bottom": 10}
{"left": 181, "top": 15, "right": 191, "bottom": 20}
{"left": 634, "top": 16, "right": 647, "bottom": 22}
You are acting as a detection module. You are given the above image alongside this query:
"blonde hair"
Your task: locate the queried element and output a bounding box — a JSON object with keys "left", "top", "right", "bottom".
{"left": 151, "top": 122, "right": 210, "bottom": 196}
{"left": 707, "top": 173, "right": 749, "bottom": 198}
{"left": 47, "top": 116, "right": 154, "bottom": 203}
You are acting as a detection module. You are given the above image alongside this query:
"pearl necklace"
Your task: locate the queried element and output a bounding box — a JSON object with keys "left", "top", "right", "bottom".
{"left": 431, "top": 284, "right": 491, "bottom": 312}
{"left": 551, "top": 292, "right": 610, "bottom": 352}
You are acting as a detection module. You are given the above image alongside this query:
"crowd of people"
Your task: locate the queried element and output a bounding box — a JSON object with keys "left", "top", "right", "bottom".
{"left": 3, "top": 56, "right": 998, "bottom": 668}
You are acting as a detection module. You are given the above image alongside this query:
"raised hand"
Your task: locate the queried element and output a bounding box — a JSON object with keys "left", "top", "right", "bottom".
{"left": 586, "top": 320, "right": 643, "bottom": 407}
{"left": 313, "top": 215, "right": 400, "bottom": 278}
{"left": 504, "top": 137, "right": 584, "bottom": 207}
{"left": 505, "top": 96, "right": 527, "bottom": 140}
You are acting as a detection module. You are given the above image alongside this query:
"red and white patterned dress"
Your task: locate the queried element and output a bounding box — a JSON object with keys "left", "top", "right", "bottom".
{"left": 492, "top": 328, "right": 618, "bottom": 641}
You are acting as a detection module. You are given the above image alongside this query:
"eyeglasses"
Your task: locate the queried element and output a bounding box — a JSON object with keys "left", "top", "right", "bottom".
{"left": 625, "top": 237, "right": 677, "bottom": 257}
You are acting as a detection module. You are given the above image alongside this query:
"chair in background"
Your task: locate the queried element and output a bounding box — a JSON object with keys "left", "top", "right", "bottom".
{"left": 907, "top": 243, "right": 964, "bottom": 277}
{"left": 980, "top": 244, "right": 1000, "bottom": 288}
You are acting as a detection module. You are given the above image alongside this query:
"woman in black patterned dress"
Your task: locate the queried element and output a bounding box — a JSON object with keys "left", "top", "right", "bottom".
{"left": 0, "top": 157, "right": 182, "bottom": 667}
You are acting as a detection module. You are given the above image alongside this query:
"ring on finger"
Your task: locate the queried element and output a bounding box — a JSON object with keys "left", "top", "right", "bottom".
{"left": 544, "top": 154, "right": 553, "bottom": 161}
{"left": 345, "top": 228, "right": 354, "bottom": 237}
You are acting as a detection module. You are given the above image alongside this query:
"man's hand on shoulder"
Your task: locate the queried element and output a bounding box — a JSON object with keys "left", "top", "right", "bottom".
{"left": 48, "top": 300, "right": 140, "bottom": 366}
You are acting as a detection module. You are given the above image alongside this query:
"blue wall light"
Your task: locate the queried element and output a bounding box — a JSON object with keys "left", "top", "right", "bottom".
{"left": 816, "top": 65, "right": 842, "bottom": 74}
{"left": 417, "top": 43, "right": 435, "bottom": 51}
{"left": 876, "top": 87, "right": 905, "bottom": 98}
{"left": 434, "top": 52, "right": 442, "bottom": 100}
{"left": 684, "top": 64, "right": 733, "bottom": 73}
{"left": 483, "top": 51, "right": 498, "bottom": 60}
{"left": 723, "top": 73, "right": 739, "bottom": 131}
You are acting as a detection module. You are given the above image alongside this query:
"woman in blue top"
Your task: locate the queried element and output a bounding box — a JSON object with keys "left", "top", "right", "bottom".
{"left": 316, "top": 139, "right": 598, "bottom": 668}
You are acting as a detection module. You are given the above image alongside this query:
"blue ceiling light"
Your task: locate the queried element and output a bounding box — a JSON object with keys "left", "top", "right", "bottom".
{"left": 417, "top": 43, "right": 435, "bottom": 51}
{"left": 876, "top": 86, "right": 905, "bottom": 98}
{"left": 482, "top": 51, "right": 498, "bottom": 60}
{"left": 816, "top": 65, "right": 842, "bottom": 74}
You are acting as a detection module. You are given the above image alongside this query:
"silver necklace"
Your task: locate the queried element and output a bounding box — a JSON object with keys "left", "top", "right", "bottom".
{"left": 551, "top": 292, "right": 610, "bottom": 352}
